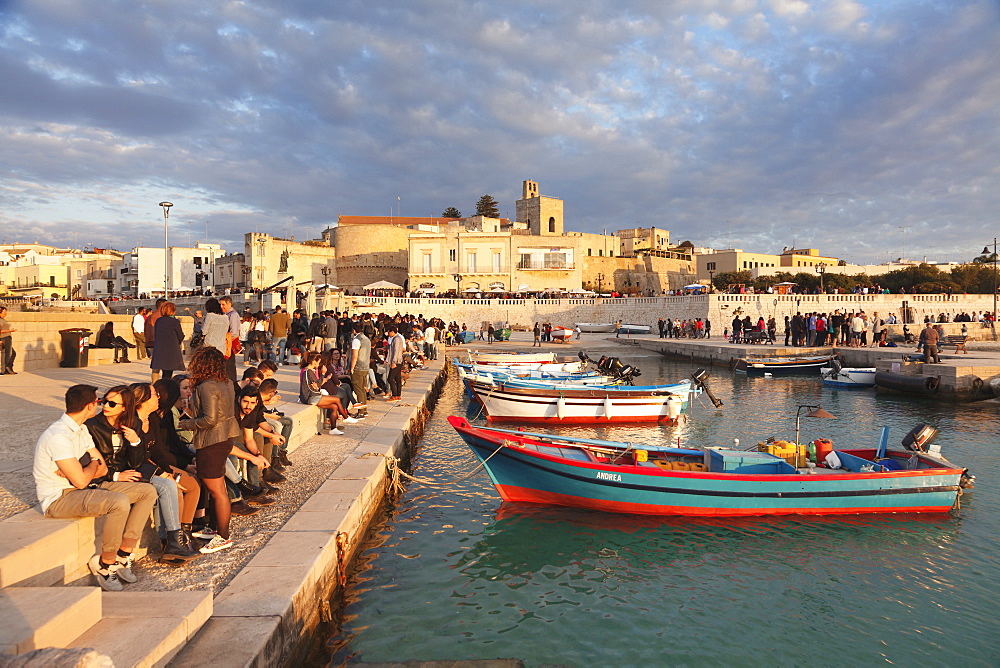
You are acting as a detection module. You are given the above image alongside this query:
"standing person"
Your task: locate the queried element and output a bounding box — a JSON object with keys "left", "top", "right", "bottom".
{"left": 614, "top": 319, "right": 623, "bottom": 339}
{"left": 144, "top": 298, "right": 166, "bottom": 360}
{"left": 920, "top": 323, "right": 941, "bottom": 363}
{"left": 349, "top": 322, "right": 371, "bottom": 420}
{"left": 218, "top": 296, "right": 242, "bottom": 383}
{"left": 731, "top": 315, "right": 743, "bottom": 343}
{"left": 657, "top": 318, "right": 665, "bottom": 339}
{"left": 269, "top": 305, "right": 291, "bottom": 364}
{"left": 0, "top": 305, "right": 16, "bottom": 374}
{"left": 423, "top": 321, "right": 437, "bottom": 360}
{"left": 487, "top": 322, "right": 495, "bottom": 344}
{"left": 151, "top": 302, "right": 185, "bottom": 383}
{"left": 532, "top": 322, "right": 541, "bottom": 347}
{"left": 33, "top": 384, "right": 157, "bottom": 590}
{"left": 871, "top": 312, "right": 885, "bottom": 347}
{"left": 385, "top": 324, "right": 405, "bottom": 401}
{"left": 178, "top": 347, "right": 266, "bottom": 553}
{"left": 131, "top": 308, "right": 148, "bottom": 360}
{"left": 322, "top": 311, "right": 339, "bottom": 352}
{"left": 200, "top": 298, "right": 230, "bottom": 353}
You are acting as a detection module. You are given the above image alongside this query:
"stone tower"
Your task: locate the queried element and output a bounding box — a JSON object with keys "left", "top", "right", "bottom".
{"left": 515, "top": 180, "right": 564, "bottom": 236}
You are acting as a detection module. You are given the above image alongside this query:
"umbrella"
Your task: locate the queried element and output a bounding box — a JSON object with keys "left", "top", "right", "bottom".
{"left": 416, "top": 287, "right": 435, "bottom": 293}
{"left": 314, "top": 283, "right": 340, "bottom": 290}
{"left": 461, "top": 287, "right": 481, "bottom": 293}
{"left": 488, "top": 287, "right": 506, "bottom": 293}
{"left": 364, "top": 280, "right": 403, "bottom": 290}
{"left": 683, "top": 284, "right": 706, "bottom": 290}
{"left": 517, "top": 284, "right": 530, "bottom": 291}
{"left": 774, "top": 281, "right": 797, "bottom": 286}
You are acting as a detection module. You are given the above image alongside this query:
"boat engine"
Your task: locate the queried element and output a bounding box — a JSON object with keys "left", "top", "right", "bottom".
{"left": 595, "top": 356, "right": 642, "bottom": 384}
{"left": 901, "top": 423, "right": 939, "bottom": 453}
{"left": 691, "top": 368, "right": 724, "bottom": 408}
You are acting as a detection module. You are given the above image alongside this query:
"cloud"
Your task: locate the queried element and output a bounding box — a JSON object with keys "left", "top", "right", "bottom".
{"left": 0, "top": 0, "right": 998, "bottom": 265}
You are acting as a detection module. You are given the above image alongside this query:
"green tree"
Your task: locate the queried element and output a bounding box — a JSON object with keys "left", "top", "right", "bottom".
{"left": 475, "top": 195, "right": 500, "bottom": 218}
{"left": 441, "top": 207, "right": 462, "bottom": 218}
{"left": 711, "top": 270, "right": 752, "bottom": 291}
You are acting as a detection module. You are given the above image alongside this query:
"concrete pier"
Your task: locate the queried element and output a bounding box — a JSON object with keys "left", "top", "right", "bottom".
{"left": 615, "top": 335, "right": 1000, "bottom": 401}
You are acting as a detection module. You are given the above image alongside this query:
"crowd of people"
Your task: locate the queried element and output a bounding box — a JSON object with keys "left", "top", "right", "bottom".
{"left": 656, "top": 318, "right": 711, "bottom": 339}
{"left": 33, "top": 299, "right": 450, "bottom": 591}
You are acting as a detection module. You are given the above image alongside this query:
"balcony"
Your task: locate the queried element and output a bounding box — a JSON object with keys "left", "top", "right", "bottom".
{"left": 516, "top": 261, "right": 574, "bottom": 270}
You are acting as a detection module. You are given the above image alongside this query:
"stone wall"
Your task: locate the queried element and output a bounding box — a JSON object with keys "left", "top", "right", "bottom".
{"left": 331, "top": 225, "right": 411, "bottom": 291}
{"left": 2, "top": 312, "right": 194, "bottom": 372}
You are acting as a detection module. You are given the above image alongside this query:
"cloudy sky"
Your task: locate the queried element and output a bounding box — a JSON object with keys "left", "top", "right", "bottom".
{"left": 1, "top": 0, "right": 998, "bottom": 264}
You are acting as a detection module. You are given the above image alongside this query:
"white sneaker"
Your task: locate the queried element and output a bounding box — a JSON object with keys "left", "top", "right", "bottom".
{"left": 329, "top": 427, "right": 345, "bottom": 435}
{"left": 115, "top": 553, "right": 138, "bottom": 583}
{"left": 199, "top": 535, "right": 233, "bottom": 554}
{"left": 342, "top": 416, "right": 359, "bottom": 424}
{"left": 88, "top": 554, "right": 123, "bottom": 591}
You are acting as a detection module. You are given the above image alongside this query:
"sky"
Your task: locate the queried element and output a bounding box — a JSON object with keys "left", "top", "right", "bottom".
{"left": 1, "top": 0, "right": 998, "bottom": 264}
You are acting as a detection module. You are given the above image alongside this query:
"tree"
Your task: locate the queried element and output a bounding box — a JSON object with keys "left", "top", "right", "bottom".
{"left": 475, "top": 195, "right": 500, "bottom": 218}
{"left": 441, "top": 207, "right": 462, "bottom": 219}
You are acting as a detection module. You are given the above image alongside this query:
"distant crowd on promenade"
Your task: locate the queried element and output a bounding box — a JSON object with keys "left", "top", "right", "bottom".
{"left": 31, "top": 297, "right": 462, "bottom": 592}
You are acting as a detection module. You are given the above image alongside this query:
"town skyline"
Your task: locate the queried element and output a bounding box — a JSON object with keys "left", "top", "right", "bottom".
{"left": 1, "top": 1, "right": 998, "bottom": 264}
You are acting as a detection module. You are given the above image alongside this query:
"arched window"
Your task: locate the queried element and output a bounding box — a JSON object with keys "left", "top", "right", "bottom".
{"left": 548, "top": 217, "right": 556, "bottom": 233}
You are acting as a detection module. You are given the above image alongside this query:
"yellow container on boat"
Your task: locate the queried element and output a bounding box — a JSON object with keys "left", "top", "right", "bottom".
{"left": 758, "top": 442, "right": 807, "bottom": 467}
{"left": 635, "top": 450, "right": 648, "bottom": 462}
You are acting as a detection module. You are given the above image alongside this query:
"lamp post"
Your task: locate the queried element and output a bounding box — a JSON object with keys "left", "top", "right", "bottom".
{"left": 241, "top": 265, "right": 252, "bottom": 290}
{"left": 453, "top": 272, "right": 461, "bottom": 297}
{"left": 795, "top": 404, "right": 835, "bottom": 445}
{"left": 708, "top": 270, "right": 715, "bottom": 294}
{"left": 816, "top": 263, "right": 826, "bottom": 294}
{"left": 158, "top": 202, "right": 173, "bottom": 298}
{"left": 596, "top": 273, "right": 605, "bottom": 294}
{"left": 984, "top": 239, "right": 997, "bottom": 340}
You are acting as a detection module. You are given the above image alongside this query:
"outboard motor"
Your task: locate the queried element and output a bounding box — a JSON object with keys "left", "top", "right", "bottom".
{"left": 597, "top": 356, "right": 611, "bottom": 373}
{"left": 901, "top": 423, "right": 938, "bottom": 453}
{"left": 578, "top": 351, "right": 592, "bottom": 364}
{"left": 617, "top": 364, "right": 639, "bottom": 385}
{"left": 691, "top": 368, "right": 724, "bottom": 408}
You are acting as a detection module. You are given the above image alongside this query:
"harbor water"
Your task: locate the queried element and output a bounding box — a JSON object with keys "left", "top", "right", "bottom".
{"left": 328, "top": 347, "right": 999, "bottom": 666}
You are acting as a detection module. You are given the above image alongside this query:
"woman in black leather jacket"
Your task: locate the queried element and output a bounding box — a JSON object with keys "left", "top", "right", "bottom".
{"left": 85, "top": 385, "right": 145, "bottom": 479}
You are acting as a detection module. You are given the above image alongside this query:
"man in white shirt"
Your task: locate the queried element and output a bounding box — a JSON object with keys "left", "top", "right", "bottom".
{"left": 131, "top": 308, "right": 148, "bottom": 360}
{"left": 34, "top": 384, "right": 157, "bottom": 591}
{"left": 423, "top": 323, "right": 437, "bottom": 361}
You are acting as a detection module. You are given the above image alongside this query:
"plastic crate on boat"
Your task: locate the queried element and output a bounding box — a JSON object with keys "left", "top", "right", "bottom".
{"left": 707, "top": 449, "right": 797, "bottom": 474}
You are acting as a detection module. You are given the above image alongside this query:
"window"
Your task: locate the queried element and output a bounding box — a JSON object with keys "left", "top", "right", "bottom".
{"left": 548, "top": 217, "right": 556, "bottom": 233}
{"left": 706, "top": 262, "right": 716, "bottom": 271}
{"left": 588, "top": 249, "right": 592, "bottom": 256}
{"left": 492, "top": 251, "right": 501, "bottom": 273}
{"left": 599, "top": 250, "right": 603, "bottom": 257}
{"left": 449, "top": 249, "right": 456, "bottom": 262}
{"left": 423, "top": 254, "right": 432, "bottom": 273}
{"left": 467, "top": 252, "right": 477, "bottom": 273}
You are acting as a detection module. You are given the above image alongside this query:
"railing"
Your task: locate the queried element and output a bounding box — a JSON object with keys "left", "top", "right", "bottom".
{"left": 516, "top": 262, "right": 575, "bottom": 270}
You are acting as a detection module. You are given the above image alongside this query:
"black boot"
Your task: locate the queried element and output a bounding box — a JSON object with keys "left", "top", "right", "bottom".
{"left": 262, "top": 468, "right": 286, "bottom": 485}
{"left": 270, "top": 457, "right": 285, "bottom": 472}
{"left": 230, "top": 500, "right": 259, "bottom": 516}
{"left": 278, "top": 451, "right": 292, "bottom": 467}
{"left": 162, "top": 529, "right": 200, "bottom": 562}
{"left": 237, "top": 479, "right": 268, "bottom": 498}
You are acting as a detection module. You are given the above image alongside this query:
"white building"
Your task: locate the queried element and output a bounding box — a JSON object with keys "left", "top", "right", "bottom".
{"left": 117, "top": 242, "right": 222, "bottom": 297}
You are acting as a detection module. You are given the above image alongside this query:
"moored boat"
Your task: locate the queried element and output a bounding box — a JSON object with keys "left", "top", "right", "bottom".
{"left": 448, "top": 418, "right": 973, "bottom": 517}
{"left": 821, "top": 360, "right": 876, "bottom": 388}
{"left": 733, "top": 354, "right": 836, "bottom": 374}
{"left": 617, "top": 323, "right": 652, "bottom": 335}
{"left": 469, "top": 380, "right": 693, "bottom": 423}
{"left": 575, "top": 322, "right": 616, "bottom": 333}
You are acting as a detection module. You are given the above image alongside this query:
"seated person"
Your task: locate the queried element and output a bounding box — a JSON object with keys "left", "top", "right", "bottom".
{"left": 235, "top": 385, "right": 286, "bottom": 488}
{"left": 259, "top": 378, "right": 293, "bottom": 468}
{"left": 35, "top": 384, "right": 157, "bottom": 591}
{"left": 239, "top": 367, "right": 264, "bottom": 390}
{"left": 257, "top": 359, "right": 278, "bottom": 379}
{"left": 96, "top": 321, "right": 134, "bottom": 363}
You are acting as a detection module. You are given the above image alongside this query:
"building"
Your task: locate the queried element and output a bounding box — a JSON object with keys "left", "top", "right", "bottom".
{"left": 0, "top": 245, "right": 123, "bottom": 300}
{"left": 244, "top": 233, "right": 338, "bottom": 300}
{"left": 117, "top": 243, "right": 222, "bottom": 297}
{"left": 696, "top": 247, "right": 842, "bottom": 282}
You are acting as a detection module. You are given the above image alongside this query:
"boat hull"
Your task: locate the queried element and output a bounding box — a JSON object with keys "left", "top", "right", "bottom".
{"left": 449, "top": 418, "right": 964, "bottom": 517}
{"left": 575, "top": 322, "right": 616, "bottom": 333}
{"left": 822, "top": 367, "right": 876, "bottom": 388}
{"left": 618, "top": 324, "right": 651, "bottom": 335}
{"left": 734, "top": 355, "right": 836, "bottom": 374}
{"left": 471, "top": 382, "right": 689, "bottom": 423}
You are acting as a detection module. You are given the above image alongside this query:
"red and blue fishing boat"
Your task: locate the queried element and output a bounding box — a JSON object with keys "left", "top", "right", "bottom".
{"left": 447, "top": 417, "right": 973, "bottom": 517}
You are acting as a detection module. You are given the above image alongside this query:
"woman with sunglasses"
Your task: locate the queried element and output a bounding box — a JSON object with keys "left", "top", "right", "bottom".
{"left": 127, "top": 382, "right": 201, "bottom": 563}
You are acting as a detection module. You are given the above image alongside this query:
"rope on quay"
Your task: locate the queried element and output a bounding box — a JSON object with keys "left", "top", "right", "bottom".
{"left": 360, "top": 442, "right": 507, "bottom": 493}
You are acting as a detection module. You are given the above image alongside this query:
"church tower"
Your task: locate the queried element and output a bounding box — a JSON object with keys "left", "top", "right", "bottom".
{"left": 515, "top": 180, "right": 564, "bottom": 236}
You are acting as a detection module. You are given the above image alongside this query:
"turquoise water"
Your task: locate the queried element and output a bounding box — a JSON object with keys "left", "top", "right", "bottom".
{"left": 329, "top": 349, "right": 999, "bottom": 666}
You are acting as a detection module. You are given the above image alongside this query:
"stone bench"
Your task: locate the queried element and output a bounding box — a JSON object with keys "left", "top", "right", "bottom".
{"left": 944, "top": 335, "right": 968, "bottom": 354}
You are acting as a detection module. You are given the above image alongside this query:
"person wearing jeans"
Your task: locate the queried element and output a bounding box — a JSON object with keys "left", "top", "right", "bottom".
{"left": 385, "top": 324, "right": 405, "bottom": 400}
{"left": 34, "top": 384, "right": 157, "bottom": 591}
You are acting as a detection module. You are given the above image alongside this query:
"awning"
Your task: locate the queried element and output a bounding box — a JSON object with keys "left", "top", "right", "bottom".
{"left": 364, "top": 280, "right": 403, "bottom": 290}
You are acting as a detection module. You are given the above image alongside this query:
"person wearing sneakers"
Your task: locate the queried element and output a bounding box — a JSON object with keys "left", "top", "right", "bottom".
{"left": 385, "top": 324, "right": 405, "bottom": 401}
{"left": 299, "top": 352, "right": 355, "bottom": 434}
{"left": 178, "top": 347, "right": 268, "bottom": 554}
{"left": 33, "top": 384, "right": 158, "bottom": 591}
{"left": 348, "top": 321, "right": 371, "bottom": 420}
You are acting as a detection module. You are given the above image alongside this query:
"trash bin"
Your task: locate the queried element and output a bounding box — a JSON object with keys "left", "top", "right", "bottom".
{"left": 59, "top": 328, "right": 93, "bottom": 367}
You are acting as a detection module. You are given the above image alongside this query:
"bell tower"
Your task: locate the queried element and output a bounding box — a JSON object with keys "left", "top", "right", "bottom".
{"left": 515, "top": 180, "right": 563, "bottom": 236}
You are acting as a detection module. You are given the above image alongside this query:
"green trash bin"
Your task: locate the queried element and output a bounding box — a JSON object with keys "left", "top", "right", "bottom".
{"left": 59, "top": 328, "right": 93, "bottom": 367}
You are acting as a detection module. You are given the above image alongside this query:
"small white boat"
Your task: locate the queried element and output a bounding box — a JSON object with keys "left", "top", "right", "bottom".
{"left": 617, "top": 324, "right": 651, "bottom": 335}
{"left": 467, "top": 350, "right": 556, "bottom": 365}
{"left": 821, "top": 362, "right": 876, "bottom": 388}
{"left": 551, "top": 327, "right": 574, "bottom": 342}
{"left": 575, "top": 322, "right": 616, "bottom": 333}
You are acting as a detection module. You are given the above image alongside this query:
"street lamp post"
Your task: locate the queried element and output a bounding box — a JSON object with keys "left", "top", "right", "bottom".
{"left": 596, "top": 273, "right": 605, "bottom": 294}
{"left": 453, "top": 272, "right": 461, "bottom": 297}
{"left": 708, "top": 270, "right": 715, "bottom": 294}
{"left": 816, "top": 263, "right": 826, "bottom": 294}
{"left": 984, "top": 239, "right": 997, "bottom": 340}
{"left": 241, "top": 265, "right": 252, "bottom": 291}
{"left": 158, "top": 202, "right": 173, "bottom": 298}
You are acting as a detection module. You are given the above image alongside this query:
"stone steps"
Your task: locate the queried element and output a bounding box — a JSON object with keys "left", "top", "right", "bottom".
{"left": 1, "top": 588, "right": 212, "bottom": 667}
{"left": 0, "top": 586, "right": 102, "bottom": 654}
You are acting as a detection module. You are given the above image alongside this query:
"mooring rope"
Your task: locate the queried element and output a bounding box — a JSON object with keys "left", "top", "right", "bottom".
{"left": 361, "top": 440, "right": 507, "bottom": 492}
